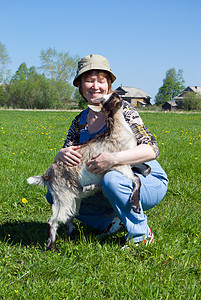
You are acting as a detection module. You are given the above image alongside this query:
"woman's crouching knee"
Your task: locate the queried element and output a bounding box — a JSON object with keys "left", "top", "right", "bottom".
{"left": 101, "top": 170, "right": 133, "bottom": 199}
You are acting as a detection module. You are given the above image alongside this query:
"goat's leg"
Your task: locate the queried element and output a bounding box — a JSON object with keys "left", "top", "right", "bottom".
{"left": 47, "top": 221, "right": 59, "bottom": 252}
{"left": 129, "top": 174, "right": 141, "bottom": 214}
{"left": 65, "top": 218, "right": 76, "bottom": 235}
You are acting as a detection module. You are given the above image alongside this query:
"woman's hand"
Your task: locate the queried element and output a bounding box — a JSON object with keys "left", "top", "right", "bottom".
{"left": 54, "top": 146, "right": 82, "bottom": 167}
{"left": 87, "top": 152, "right": 116, "bottom": 174}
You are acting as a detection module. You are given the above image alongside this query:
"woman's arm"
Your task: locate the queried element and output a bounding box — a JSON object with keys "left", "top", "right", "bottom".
{"left": 111, "top": 143, "right": 156, "bottom": 165}
{"left": 87, "top": 144, "right": 156, "bottom": 174}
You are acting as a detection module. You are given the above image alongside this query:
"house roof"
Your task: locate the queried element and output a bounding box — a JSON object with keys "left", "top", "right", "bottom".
{"left": 189, "top": 86, "right": 201, "bottom": 94}
{"left": 162, "top": 101, "right": 178, "bottom": 107}
{"left": 174, "top": 86, "right": 201, "bottom": 99}
{"left": 116, "top": 86, "right": 151, "bottom": 98}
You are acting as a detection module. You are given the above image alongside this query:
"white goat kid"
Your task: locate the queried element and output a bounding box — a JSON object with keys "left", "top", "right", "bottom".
{"left": 27, "top": 93, "right": 150, "bottom": 251}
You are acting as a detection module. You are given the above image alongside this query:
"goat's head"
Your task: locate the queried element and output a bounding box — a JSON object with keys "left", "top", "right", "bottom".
{"left": 88, "top": 93, "right": 122, "bottom": 117}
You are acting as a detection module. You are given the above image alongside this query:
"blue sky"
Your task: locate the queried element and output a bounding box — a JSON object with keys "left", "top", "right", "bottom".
{"left": 1, "top": 0, "right": 201, "bottom": 102}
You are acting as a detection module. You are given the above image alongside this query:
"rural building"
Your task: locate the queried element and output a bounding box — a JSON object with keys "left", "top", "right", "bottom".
{"left": 115, "top": 86, "right": 151, "bottom": 108}
{"left": 174, "top": 86, "right": 201, "bottom": 108}
{"left": 162, "top": 101, "right": 178, "bottom": 111}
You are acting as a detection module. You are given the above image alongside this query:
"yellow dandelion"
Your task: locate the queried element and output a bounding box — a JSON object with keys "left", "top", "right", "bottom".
{"left": 22, "top": 198, "right": 27, "bottom": 204}
{"left": 14, "top": 290, "right": 18, "bottom": 293}
{"left": 169, "top": 256, "right": 173, "bottom": 260}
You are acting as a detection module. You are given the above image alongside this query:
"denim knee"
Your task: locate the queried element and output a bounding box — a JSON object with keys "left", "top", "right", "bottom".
{"left": 101, "top": 171, "right": 133, "bottom": 201}
{"left": 102, "top": 171, "right": 121, "bottom": 197}
{"left": 101, "top": 171, "right": 117, "bottom": 195}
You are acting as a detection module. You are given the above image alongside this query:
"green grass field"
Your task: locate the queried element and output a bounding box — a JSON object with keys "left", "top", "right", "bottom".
{"left": 0, "top": 110, "right": 200, "bottom": 299}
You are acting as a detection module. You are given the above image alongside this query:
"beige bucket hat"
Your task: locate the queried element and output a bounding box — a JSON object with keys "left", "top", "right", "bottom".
{"left": 73, "top": 54, "right": 116, "bottom": 87}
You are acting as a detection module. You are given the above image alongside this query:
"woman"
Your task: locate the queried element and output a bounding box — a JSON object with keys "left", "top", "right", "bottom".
{"left": 47, "top": 54, "right": 168, "bottom": 245}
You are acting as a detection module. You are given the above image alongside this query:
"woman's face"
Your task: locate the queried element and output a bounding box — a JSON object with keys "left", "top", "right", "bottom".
{"left": 81, "top": 70, "right": 109, "bottom": 104}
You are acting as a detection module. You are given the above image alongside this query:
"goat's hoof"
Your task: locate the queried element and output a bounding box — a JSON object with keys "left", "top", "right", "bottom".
{"left": 46, "top": 245, "right": 59, "bottom": 252}
{"left": 54, "top": 247, "right": 59, "bottom": 253}
{"left": 46, "top": 242, "right": 59, "bottom": 252}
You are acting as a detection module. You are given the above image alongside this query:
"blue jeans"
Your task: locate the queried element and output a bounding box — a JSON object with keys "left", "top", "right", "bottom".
{"left": 46, "top": 160, "right": 168, "bottom": 243}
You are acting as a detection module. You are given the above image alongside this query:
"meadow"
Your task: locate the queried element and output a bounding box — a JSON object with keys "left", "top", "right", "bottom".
{"left": 0, "top": 110, "right": 200, "bottom": 299}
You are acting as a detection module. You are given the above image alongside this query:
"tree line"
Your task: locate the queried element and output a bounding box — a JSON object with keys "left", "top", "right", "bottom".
{"left": 0, "top": 42, "right": 200, "bottom": 110}
{"left": 0, "top": 43, "right": 86, "bottom": 109}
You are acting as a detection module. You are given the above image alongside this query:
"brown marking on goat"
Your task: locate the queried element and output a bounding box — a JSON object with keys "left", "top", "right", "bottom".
{"left": 42, "top": 172, "right": 51, "bottom": 181}
{"left": 129, "top": 175, "right": 141, "bottom": 214}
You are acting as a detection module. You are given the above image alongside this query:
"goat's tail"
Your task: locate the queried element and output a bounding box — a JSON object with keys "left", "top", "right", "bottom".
{"left": 27, "top": 175, "right": 45, "bottom": 187}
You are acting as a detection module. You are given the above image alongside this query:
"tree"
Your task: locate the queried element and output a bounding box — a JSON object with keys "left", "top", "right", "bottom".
{"left": 74, "top": 88, "right": 88, "bottom": 109}
{"left": 11, "top": 62, "right": 29, "bottom": 82}
{"left": 53, "top": 79, "right": 75, "bottom": 108}
{"left": 0, "top": 42, "right": 11, "bottom": 83}
{"left": 7, "top": 62, "right": 76, "bottom": 109}
{"left": 182, "top": 92, "right": 201, "bottom": 110}
{"left": 155, "top": 68, "right": 185, "bottom": 105}
{"left": 11, "top": 63, "right": 39, "bottom": 83}
{"left": 0, "top": 84, "right": 8, "bottom": 107}
{"left": 39, "top": 48, "right": 79, "bottom": 82}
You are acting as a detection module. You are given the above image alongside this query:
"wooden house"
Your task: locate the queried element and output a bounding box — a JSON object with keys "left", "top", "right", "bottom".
{"left": 174, "top": 86, "right": 201, "bottom": 108}
{"left": 115, "top": 86, "right": 151, "bottom": 108}
{"left": 162, "top": 101, "right": 178, "bottom": 111}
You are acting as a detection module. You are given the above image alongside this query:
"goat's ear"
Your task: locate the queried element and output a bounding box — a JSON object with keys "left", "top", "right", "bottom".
{"left": 116, "top": 101, "right": 122, "bottom": 109}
